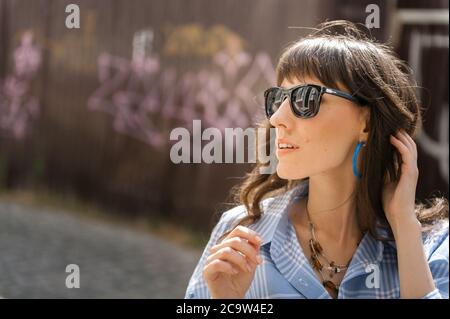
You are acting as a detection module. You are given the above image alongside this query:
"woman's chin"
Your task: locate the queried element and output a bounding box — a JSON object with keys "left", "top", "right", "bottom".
{"left": 276, "top": 165, "right": 307, "bottom": 180}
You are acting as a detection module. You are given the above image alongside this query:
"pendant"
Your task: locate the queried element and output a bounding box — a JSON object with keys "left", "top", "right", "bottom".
{"left": 330, "top": 261, "right": 339, "bottom": 274}
{"left": 309, "top": 239, "right": 323, "bottom": 254}
{"left": 310, "top": 254, "right": 323, "bottom": 271}
{"left": 323, "top": 280, "right": 339, "bottom": 294}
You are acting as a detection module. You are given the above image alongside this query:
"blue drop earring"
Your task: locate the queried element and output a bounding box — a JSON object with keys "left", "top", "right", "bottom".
{"left": 352, "top": 141, "right": 366, "bottom": 178}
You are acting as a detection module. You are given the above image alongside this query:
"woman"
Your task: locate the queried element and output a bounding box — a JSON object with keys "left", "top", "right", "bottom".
{"left": 185, "top": 20, "right": 448, "bottom": 299}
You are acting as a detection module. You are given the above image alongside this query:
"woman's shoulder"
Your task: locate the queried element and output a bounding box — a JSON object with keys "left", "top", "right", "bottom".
{"left": 217, "top": 197, "right": 277, "bottom": 228}
{"left": 216, "top": 184, "right": 308, "bottom": 229}
{"left": 384, "top": 220, "right": 448, "bottom": 260}
{"left": 423, "top": 220, "right": 449, "bottom": 261}
{"left": 213, "top": 184, "right": 308, "bottom": 243}
{"left": 217, "top": 204, "right": 248, "bottom": 227}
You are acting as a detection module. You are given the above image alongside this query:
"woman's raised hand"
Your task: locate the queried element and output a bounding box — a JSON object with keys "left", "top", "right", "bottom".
{"left": 203, "top": 225, "right": 263, "bottom": 299}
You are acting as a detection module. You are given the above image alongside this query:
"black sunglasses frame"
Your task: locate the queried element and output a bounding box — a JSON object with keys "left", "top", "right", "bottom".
{"left": 264, "top": 84, "right": 366, "bottom": 119}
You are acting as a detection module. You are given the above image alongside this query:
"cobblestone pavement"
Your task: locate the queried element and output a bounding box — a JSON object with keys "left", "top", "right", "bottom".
{"left": 0, "top": 202, "right": 202, "bottom": 298}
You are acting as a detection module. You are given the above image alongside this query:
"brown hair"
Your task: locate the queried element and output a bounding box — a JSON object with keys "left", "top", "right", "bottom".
{"left": 218, "top": 20, "right": 448, "bottom": 243}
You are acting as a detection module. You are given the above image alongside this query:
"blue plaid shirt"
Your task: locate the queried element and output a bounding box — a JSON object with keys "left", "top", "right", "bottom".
{"left": 185, "top": 181, "right": 449, "bottom": 299}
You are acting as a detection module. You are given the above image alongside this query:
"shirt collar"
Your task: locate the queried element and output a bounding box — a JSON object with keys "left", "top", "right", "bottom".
{"left": 245, "top": 180, "right": 386, "bottom": 290}
{"left": 246, "top": 180, "right": 309, "bottom": 247}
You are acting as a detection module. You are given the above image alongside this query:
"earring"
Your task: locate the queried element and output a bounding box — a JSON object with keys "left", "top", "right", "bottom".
{"left": 352, "top": 141, "right": 366, "bottom": 178}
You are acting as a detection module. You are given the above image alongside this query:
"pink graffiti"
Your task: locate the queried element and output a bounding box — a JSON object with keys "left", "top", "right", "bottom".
{"left": 88, "top": 47, "right": 275, "bottom": 148}
{"left": 0, "top": 31, "right": 41, "bottom": 139}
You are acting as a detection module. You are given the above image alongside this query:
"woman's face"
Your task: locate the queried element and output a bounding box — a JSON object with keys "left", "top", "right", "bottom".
{"left": 269, "top": 76, "right": 369, "bottom": 180}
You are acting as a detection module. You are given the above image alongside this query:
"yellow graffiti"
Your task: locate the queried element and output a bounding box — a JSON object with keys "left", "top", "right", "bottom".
{"left": 49, "top": 11, "right": 98, "bottom": 75}
{"left": 163, "top": 24, "right": 246, "bottom": 58}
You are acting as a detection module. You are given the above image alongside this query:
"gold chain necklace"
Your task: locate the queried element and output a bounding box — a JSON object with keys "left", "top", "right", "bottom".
{"left": 305, "top": 204, "right": 350, "bottom": 297}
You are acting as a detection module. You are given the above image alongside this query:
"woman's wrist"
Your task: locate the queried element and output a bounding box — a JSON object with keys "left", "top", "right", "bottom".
{"left": 389, "top": 213, "right": 422, "bottom": 240}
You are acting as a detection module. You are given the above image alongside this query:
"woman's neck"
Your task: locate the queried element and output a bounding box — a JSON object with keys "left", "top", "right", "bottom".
{"left": 302, "top": 174, "right": 362, "bottom": 245}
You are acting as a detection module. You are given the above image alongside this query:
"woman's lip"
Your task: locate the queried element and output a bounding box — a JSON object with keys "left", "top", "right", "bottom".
{"left": 276, "top": 147, "right": 300, "bottom": 156}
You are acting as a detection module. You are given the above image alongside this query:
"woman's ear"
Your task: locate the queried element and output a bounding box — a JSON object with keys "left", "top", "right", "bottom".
{"left": 359, "top": 107, "right": 370, "bottom": 139}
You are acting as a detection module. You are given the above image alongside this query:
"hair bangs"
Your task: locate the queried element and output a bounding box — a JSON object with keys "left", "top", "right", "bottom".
{"left": 276, "top": 38, "right": 355, "bottom": 92}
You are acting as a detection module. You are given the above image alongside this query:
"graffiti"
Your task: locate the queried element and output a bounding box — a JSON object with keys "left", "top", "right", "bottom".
{"left": 88, "top": 25, "right": 275, "bottom": 148}
{"left": 50, "top": 10, "right": 98, "bottom": 76}
{"left": 163, "top": 24, "right": 246, "bottom": 58}
{"left": 0, "top": 31, "right": 42, "bottom": 139}
{"left": 408, "top": 31, "right": 449, "bottom": 184}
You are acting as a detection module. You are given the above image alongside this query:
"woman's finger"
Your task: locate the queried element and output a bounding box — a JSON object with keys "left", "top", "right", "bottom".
{"left": 206, "top": 246, "right": 253, "bottom": 273}
{"left": 401, "top": 130, "right": 418, "bottom": 157}
{"left": 390, "top": 134, "right": 418, "bottom": 179}
{"left": 203, "top": 259, "right": 239, "bottom": 280}
{"left": 396, "top": 130, "right": 415, "bottom": 155}
{"left": 226, "top": 225, "right": 262, "bottom": 247}
{"left": 209, "top": 237, "right": 262, "bottom": 265}
{"left": 390, "top": 134, "right": 411, "bottom": 163}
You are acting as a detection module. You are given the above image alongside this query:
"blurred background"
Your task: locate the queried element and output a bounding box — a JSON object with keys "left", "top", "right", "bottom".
{"left": 0, "top": 0, "right": 448, "bottom": 298}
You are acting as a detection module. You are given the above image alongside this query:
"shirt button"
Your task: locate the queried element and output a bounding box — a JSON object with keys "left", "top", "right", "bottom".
{"left": 299, "top": 279, "right": 309, "bottom": 287}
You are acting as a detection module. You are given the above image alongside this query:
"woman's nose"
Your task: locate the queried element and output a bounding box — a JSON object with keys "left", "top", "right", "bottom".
{"left": 269, "top": 97, "right": 293, "bottom": 128}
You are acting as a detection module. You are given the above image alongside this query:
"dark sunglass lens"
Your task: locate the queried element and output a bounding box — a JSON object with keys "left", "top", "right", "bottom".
{"left": 307, "top": 87, "right": 320, "bottom": 114}
{"left": 292, "top": 86, "right": 320, "bottom": 118}
{"left": 265, "top": 89, "right": 282, "bottom": 118}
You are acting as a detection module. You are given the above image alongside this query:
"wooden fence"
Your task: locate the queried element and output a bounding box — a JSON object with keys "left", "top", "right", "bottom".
{"left": 0, "top": 0, "right": 447, "bottom": 232}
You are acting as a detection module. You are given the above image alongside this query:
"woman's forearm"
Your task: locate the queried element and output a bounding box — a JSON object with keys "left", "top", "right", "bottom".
{"left": 392, "top": 216, "right": 436, "bottom": 299}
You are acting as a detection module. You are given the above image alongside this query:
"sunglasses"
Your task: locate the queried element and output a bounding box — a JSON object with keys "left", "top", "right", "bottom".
{"left": 264, "top": 84, "right": 365, "bottom": 119}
